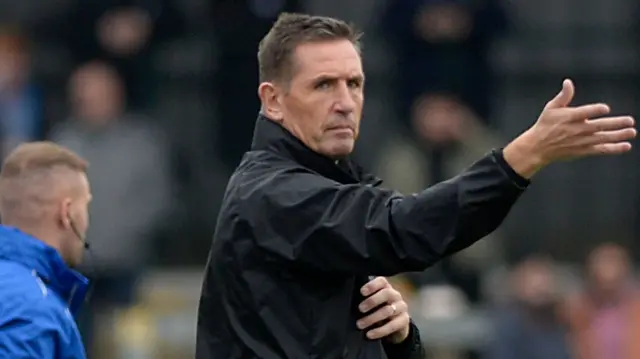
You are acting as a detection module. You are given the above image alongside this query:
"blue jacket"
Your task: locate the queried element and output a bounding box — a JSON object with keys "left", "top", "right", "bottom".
{"left": 0, "top": 225, "right": 89, "bottom": 358}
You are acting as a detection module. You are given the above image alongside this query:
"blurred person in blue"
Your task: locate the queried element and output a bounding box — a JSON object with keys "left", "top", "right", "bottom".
{"left": 486, "top": 255, "right": 571, "bottom": 359}
{"left": 0, "top": 141, "right": 92, "bottom": 358}
{"left": 50, "top": 60, "right": 172, "bottom": 357}
{"left": 0, "top": 27, "right": 43, "bottom": 158}
{"left": 381, "top": 0, "right": 509, "bottom": 132}
{"left": 196, "top": 12, "right": 636, "bottom": 359}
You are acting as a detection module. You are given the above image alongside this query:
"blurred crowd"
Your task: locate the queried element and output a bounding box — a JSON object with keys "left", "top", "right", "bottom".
{"left": 1, "top": 0, "right": 640, "bottom": 358}
{"left": 490, "top": 243, "right": 640, "bottom": 359}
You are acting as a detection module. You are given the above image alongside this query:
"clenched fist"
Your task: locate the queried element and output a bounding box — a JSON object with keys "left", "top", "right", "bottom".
{"left": 504, "top": 79, "right": 636, "bottom": 178}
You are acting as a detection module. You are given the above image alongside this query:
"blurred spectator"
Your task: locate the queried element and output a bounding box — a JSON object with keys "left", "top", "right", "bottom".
{"left": 380, "top": 0, "right": 509, "bottom": 132}
{"left": 35, "top": 0, "right": 185, "bottom": 110}
{"left": 486, "top": 255, "right": 571, "bottom": 359}
{"left": 49, "top": 61, "right": 172, "bottom": 357}
{"left": 376, "top": 95, "right": 504, "bottom": 309}
{"left": 379, "top": 0, "right": 509, "bottom": 200}
{"left": 210, "top": 0, "right": 301, "bottom": 171}
{"left": 411, "top": 95, "right": 484, "bottom": 181}
{"left": 0, "top": 26, "right": 42, "bottom": 158}
{"left": 378, "top": 2, "right": 510, "bottom": 338}
{"left": 564, "top": 243, "right": 640, "bottom": 359}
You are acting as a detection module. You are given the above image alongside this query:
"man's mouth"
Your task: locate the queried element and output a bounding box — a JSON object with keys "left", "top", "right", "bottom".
{"left": 326, "top": 124, "right": 354, "bottom": 132}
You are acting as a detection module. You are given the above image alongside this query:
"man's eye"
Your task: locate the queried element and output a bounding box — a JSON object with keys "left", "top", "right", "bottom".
{"left": 347, "top": 80, "right": 362, "bottom": 89}
{"left": 315, "top": 81, "right": 331, "bottom": 90}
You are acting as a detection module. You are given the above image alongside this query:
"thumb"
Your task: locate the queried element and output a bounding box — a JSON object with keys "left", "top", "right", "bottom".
{"left": 545, "top": 79, "right": 575, "bottom": 109}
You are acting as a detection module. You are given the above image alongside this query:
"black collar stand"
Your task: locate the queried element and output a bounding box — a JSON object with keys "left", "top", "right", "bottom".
{"left": 250, "top": 114, "right": 382, "bottom": 186}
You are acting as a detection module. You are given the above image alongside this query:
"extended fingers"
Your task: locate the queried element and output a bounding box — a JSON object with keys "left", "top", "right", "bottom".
{"left": 534, "top": 93, "right": 635, "bottom": 162}
{"left": 585, "top": 116, "right": 635, "bottom": 132}
{"left": 568, "top": 103, "right": 610, "bottom": 120}
{"left": 578, "top": 117, "right": 636, "bottom": 147}
{"left": 591, "top": 129, "right": 637, "bottom": 144}
{"left": 586, "top": 142, "right": 633, "bottom": 156}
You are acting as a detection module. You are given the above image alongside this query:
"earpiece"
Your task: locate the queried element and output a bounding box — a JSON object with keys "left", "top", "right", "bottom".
{"left": 68, "top": 216, "right": 89, "bottom": 249}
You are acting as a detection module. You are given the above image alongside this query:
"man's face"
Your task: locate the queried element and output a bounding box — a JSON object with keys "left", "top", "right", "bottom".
{"left": 69, "top": 63, "right": 123, "bottom": 126}
{"left": 588, "top": 244, "right": 630, "bottom": 293}
{"left": 264, "top": 40, "right": 365, "bottom": 159}
{"left": 514, "top": 259, "right": 555, "bottom": 307}
{"left": 60, "top": 173, "right": 92, "bottom": 268}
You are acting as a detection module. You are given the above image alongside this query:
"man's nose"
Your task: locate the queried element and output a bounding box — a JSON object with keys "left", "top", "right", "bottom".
{"left": 333, "top": 82, "right": 356, "bottom": 115}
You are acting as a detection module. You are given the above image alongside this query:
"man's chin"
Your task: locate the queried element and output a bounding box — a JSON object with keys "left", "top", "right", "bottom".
{"left": 319, "top": 140, "right": 355, "bottom": 160}
{"left": 68, "top": 251, "right": 86, "bottom": 269}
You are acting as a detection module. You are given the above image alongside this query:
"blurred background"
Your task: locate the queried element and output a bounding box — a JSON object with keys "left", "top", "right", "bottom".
{"left": 1, "top": 0, "right": 640, "bottom": 358}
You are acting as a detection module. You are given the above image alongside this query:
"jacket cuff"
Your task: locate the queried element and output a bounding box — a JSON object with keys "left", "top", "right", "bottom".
{"left": 491, "top": 148, "right": 530, "bottom": 190}
{"left": 382, "top": 321, "right": 423, "bottom": 358}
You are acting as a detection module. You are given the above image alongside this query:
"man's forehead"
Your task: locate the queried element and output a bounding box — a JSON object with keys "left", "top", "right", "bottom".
{"left": 292, "top": 40, "right": 363, "bottom": 78}
{"left": 78, "top": 172, "right": 91, "bottom": 195}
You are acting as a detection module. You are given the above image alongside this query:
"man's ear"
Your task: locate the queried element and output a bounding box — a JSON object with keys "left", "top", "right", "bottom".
{"left": 58, "top": 198, "right": 72, "bottom": 230}
{"left": 258, "top": 82, "right": 284, "bottom": 121}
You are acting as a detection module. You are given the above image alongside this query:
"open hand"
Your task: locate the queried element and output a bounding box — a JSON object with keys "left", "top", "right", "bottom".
{"left": 357, "top": 277, "right": 410, "bottom": 344}
{"left": 504, "top": 79, "right": 636, "bottom": 178}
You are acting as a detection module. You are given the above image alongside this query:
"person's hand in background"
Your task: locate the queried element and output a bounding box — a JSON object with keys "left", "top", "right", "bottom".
{"left": 357, "top": 277, "right": 411, "bottom": 344}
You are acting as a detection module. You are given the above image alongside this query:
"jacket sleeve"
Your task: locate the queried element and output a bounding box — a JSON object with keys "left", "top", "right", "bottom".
{"left": 382, "top": 321, "right": 427, "bottom": 359}
{"left": 0, "top": 305, "right": 58, "bottom": 359}
{"left": 244, "top": 149, "right": 528, "bottom": 275}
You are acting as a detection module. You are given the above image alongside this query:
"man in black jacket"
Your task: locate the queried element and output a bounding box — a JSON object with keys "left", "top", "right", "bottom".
{"left": 196, "top": 12, "right": 636, "bottom": 359}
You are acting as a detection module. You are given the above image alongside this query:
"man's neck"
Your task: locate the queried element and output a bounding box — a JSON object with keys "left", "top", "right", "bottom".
{"left": 10, "top": 223, "right": 62, "bottom": 254}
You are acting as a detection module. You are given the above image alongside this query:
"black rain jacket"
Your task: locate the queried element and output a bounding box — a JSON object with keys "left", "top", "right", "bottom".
{"left": 196, "top": 115, "right": 529, "bottom": 358}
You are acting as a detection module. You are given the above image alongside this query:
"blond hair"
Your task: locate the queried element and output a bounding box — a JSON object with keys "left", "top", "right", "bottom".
{"left": 0, "top": 142, "right": 88, "bottom": 224}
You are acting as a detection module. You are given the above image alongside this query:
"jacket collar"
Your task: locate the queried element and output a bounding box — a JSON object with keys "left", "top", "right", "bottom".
{"left": 250, "top": 114, "right": 382, "bottom": 186}
{"left": 0, "top": 225, "right": 89, "bottom": 314}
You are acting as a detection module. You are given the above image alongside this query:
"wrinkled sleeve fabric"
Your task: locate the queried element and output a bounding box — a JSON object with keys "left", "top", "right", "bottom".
{"left": 0, "top": 305, "right": 59, "bottom": 359}
{"left": 243, "top": 149, "right": 528, "bottom": 275}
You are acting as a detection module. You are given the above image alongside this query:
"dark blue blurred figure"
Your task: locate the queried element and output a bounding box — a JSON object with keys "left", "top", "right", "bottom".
{"left": 381, "top": 0, "right": 509, "bottom": 183}
{"left": 210, "top": 0, "right": 301, "bottom": 172}
{"left": 34, "top": 0, "right": 185, "bottom": 110}
{"left": 381, "top": 0, "right": 509, "bottom": 131}
{"left": 486, "top": 256, "right": 571, "bottom": 359}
